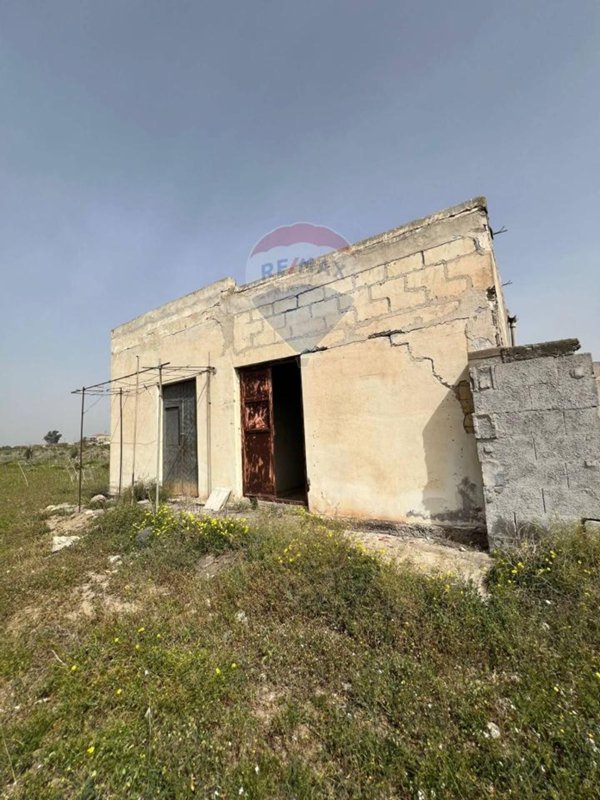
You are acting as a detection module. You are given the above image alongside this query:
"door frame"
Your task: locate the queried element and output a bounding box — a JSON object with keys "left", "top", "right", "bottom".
{"left": 238, "top": 357, "right": 308, "bottom": 505}
{"left": 162, "top": 378, "right": 199, "bottom": 496}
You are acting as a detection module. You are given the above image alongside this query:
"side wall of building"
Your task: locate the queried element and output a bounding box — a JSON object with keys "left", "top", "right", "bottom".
{"left": 111, "top": 198, "right": 508, "bottom": 524}
{"left": 469, "top": 340, "right": 600, "bottom": 547}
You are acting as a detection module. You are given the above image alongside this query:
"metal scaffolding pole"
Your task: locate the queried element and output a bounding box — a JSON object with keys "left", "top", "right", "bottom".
{"left": 71, "top": 362, "right": 215, "bottom": 507}
{"left": 118, "top": 387, "right": 124, "bottom": 497}
{"left": 206, "top": 353, "right": 212, "bottom": 496}
{"left": 154, "top": 362, "right": 164, "bottom": 511}
{"left": 130, "top": 356, "right": 140, "bottom": 501}
{"left": 77, "top": 387, "right": 85, "bottom": 511}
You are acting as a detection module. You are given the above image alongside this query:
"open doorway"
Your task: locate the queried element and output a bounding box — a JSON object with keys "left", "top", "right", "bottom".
{"left": 272, "top": 360, "right": 307, "bottom": 501}
{"left": 239, "top": 358, "right": 308, "bottom": 504}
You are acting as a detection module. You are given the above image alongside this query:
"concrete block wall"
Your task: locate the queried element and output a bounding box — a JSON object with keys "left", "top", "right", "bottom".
{"left": 469, "top": 340, "right": 600, "bottom": 547}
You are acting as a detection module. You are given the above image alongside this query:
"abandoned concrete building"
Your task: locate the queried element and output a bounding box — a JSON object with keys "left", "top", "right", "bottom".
{"left": 109, "top": 197, "right": 600, "bottom": 545}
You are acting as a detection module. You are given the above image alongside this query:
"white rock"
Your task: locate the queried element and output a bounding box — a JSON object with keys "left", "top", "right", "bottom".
{"left": 486, "top": 722, "right": 501, "bottom": 739}
{"left": 45, "top": 503, "right": 76, "bottom": 514}
{"left": 52, "top": 535, "right": 81, "bottom": 553}
{"left": 108, "top": 555, "right": 122, "bottom": 565}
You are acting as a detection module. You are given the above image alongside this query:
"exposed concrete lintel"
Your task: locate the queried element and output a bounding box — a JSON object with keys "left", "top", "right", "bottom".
{"left": 468, "top": 338, "right": 581, "bottom": 364}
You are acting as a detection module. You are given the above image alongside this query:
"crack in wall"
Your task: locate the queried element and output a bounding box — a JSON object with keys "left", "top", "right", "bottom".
{"left": 369, "top": 330, "right": 476, "bottom": 433}
{"left": 387, "top": 337, "right": 455, "bottom": 390}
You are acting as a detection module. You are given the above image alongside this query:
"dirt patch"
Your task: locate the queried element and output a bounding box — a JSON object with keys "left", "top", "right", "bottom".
{"left": 66, "top": 568, "right": 139, "bottom": 620}
{"left": 253, "top": 685, "right": 286, "bottom": 724}
{"left": 46, "top": 510, "right": 101, "bottom": 536}
{"left": 346, "top": 529, "right": 492, "bottom": 590}
{"left": 341, "top": 516, "right": 488, "bottom": 550}
{"left": 6, "top": 565, "right": 140, "bottom": 632}
{"left": 6, "top": 604, "right": 43, "bottom": 635}
{"left": 195, "top": 551, "right": 240, "bottom": 579}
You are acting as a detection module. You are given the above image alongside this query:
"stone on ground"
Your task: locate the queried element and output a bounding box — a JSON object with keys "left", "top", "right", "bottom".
{"left": 45, "top": 503, "right": 76, "bottom": 515}
{"left": 52, "top": 535, "right": 81, "bottom": 553}
{"left": 345, "top": 529, "right": 492, "bottom": 590}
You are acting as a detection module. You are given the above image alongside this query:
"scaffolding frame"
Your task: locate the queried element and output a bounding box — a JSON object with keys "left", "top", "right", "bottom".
{"left": 71, "top": 363, "right": 216, "bottom": 511}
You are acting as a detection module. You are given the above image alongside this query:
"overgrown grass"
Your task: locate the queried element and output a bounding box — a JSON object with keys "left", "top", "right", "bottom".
{"left": 0, "top": 466, "right": 598, "bottom": 798}
{"left": 119, "top": 479, "right": 170, "bottom": 505}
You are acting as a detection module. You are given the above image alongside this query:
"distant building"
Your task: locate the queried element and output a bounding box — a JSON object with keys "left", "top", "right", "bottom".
{"left": 88, "top": 433, "right": 110, "bottom": 445}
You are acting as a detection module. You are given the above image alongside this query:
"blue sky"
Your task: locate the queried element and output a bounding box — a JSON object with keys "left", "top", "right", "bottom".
{"left": 1, "top": 0, "right": 599, "bottom": 445}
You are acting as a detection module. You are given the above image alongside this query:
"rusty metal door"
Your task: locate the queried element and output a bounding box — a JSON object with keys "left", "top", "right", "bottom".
{"left": 162, "top": 379, "right": 198, "bottom": 495}
{"left": 240, "top": 366, "right": 275, "bottom": 497}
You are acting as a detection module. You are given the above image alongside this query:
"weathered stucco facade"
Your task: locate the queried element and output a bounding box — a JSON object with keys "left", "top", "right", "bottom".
{"left": 110, "top": 197, "right": 509, "bottom": 525}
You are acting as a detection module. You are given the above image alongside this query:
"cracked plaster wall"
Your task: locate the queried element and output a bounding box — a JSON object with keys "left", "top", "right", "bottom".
{"left": 110, "top": 197, "right": 508, "bottom": 524}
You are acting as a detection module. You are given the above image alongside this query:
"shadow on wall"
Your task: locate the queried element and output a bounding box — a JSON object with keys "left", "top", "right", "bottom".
{"left": 419, "top": 378, "right": 485, "bottom": 530}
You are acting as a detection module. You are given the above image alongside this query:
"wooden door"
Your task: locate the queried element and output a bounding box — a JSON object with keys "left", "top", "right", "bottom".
{"left": 240, "top": 366, "right": 275, "bottom": 497}
{"left": 162, "top": 379, "right": 198, "bottom": 495}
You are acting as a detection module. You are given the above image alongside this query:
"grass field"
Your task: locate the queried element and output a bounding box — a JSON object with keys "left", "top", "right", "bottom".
{"left": 0, "top": 453, "right": 598, "bottom": 799}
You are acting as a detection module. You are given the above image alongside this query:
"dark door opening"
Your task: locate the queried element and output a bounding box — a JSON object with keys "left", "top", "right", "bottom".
{"left": 163, "top": 378, "right": 198, "bottom": 496}
{"left": 240, "top": 359, "right": 308, "bottom": 504}
{"left": 272, "top": 361, "right": 307, "bottom": 502}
